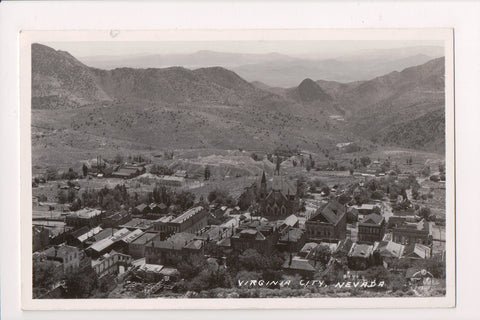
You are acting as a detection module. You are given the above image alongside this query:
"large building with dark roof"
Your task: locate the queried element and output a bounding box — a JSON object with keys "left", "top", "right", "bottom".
{"left": 144, "top": 232, "right": 204, "bottom": 266}
{"left": 230, "top": 220, "right": 280, "bottom": 254}
{"left": 153, "top": 206, "right": 208, "bottom": 239}
{"left": 391, "top": 219, "right": 432, "bottom": 245}
{"left": 257, "top": 171, "right": 299, "bottom": 220}
{"left": 305, "top": 200, "right": 347, "bottom": 242}
{"left": 357, "top": 213, "right": 386, "bottom": 243}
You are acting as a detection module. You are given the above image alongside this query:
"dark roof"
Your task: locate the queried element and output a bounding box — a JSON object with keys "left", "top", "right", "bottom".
{"left": 360, "top": 213, "right": 384, "bottom": 226}
{"left": 271, "top": 175, "right": 297, "bottom": 195}
{"left": 279, "top": 228, "right": 304, "bottom": 242}
{"left": 282, "top": 257, "right": 316, "bottom": 272}
{"left": 309, "top": 200, "right": 345, "bottom": 226}
{"left": 149, "top": 232, "right": 200, "bottom": 250}
{"left": 70, "top": 226, "right": 90, "bottom": 238}
{"left": 348, "top": 243, "right": 374, "bottom": 258}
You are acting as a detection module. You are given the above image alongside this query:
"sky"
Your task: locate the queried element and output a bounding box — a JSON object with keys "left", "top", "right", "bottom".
{"left": 43, "top": 40, "right": 444, "bottom": 60}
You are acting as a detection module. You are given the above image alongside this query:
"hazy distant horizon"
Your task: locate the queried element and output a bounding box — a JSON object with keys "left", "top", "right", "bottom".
{"left": 38, "top": 41, "right": 445, "bottom": 87}
{"left": 43, "top": 40, "right": 444, "bottom": 61}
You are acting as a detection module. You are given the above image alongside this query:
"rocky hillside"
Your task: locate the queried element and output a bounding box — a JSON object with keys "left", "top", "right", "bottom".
{"left": 31, "top": 43, "right": 111, "bottom": 109}
{"left": 316, "top": 57, "right": 446, "bottom": 147}
{"left": 30, "top": 43, "right": 446, "bottom": 167}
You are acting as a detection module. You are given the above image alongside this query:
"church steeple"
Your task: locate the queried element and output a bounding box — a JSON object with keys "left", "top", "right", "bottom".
{"left": 260, "top": 171, "right": 267, "bottom": 199}
{"left": 275, "top": 155, "right": 281, "bottom": 176}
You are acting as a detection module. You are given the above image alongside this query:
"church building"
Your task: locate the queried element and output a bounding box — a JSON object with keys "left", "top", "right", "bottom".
{"left": 257, "top": 157, "right": 299, "bottom": 220}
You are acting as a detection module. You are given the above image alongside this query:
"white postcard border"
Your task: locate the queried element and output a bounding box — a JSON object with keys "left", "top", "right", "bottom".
{"left": 19, "top": 29, "right": 455, "bottom": 310}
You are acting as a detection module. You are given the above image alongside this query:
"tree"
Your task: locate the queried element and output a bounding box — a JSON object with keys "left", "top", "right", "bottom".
{"left": 67, "top": 189, "right": 76, "bottom": 203}
{"left": 312, "top": 244, "right": 331, "bottom": 264}
{"left": 417, "top": 207, "right": 432, "bottom": 220}
{"left": 208, "top": 189, "right": 235, "bottom": 207}
{"left": 62, "top": 168, "right": 78, "bottom": 180}
{"left": 421, "top": 166, "right": 431, "bottom": 177}
{"left": 174, "top": 191, "right": 196, "bottom": 211}
{"left": 204, "top": 166, "right": 211, "bottom": 181}
{"left": 64, "top": 266, "right": 98, "bottom": 298}
{"left": 45, "top": 167, "right": 58, "bottom": 181}
{"left": 114, "top": 154, "right": 124, "bottom": 164}
{"left": 360, "top": 156, "right": 371, "bottom": 167}
{"left": 237, "top": 189, "right": 255, "bottom": 210}
{"left": 57, "top": 190, "right": 67, "bottom": 204}
{"left": 33, "top": 260, "right": 62, "bottom": 290}
{"left": 82, "top": 163, "right": 88, "bottom": 177}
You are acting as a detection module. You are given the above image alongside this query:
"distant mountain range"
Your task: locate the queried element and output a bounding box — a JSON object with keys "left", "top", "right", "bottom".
{"left": 78, "top": 46, "right": 444, "bottom": 87}
{"left": 31, "top": 43, "right": 445, "bottom": 166}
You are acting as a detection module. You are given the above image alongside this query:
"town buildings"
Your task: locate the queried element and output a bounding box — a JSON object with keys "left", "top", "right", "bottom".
{"left": 257, "top": 170, "right": 299, "bottom": 220}
{"left": 305, "top": 199, "right": 347, "bottom": 242}
{"left": 91, "top": 250, "right": 133, "bottom": 278}
{"left": 128, "top": 232, "right": 157, "bottom": 259}
{"left": 65, "top": 208, "right": 104, "bottom": 228}
{"left": 36, "top": 244, "right": 81, "bottom": 274}
{"left": 391, "top": 219, "right": 432, "bottom": 245}
{"left": 153, "top": 206, "right": 208, "bottom": 239}
{"left": 144, "top": 232, "right": 204, "bottom": 266}
{"left": 357, "top": 213, "right": 386, "bottom": 243}
{"left": 231, "top": 220, "right": 280, "bottom": 254}
{"left": 32, "top": 226, "right": 49, "bottom": 252}
{"left": 347, "top": 243, "right": 375, "bottom": 270}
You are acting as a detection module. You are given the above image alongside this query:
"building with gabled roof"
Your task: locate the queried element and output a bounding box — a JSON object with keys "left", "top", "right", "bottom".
{"left": 347, "top": 243, "right": 375, "bottom": 270}
{"left": 153, "top": 206, "right": 207, "bottom": 239}
{"left": 230, "top": 220, "right": 280, "bottom": 254}
{"left": 305, "top": 199, "right": 346, "bottom": 242}
{"left": 373, "top": 240, "right": 405, "bottom": 268}
{"left": 91, "top": 250, "right": 132, "bottom": 278}
{"left": 257, "top": 171, "right": 299, "bottom": 220}
{"left": 282, "top": 256, "right": 317, "bottom": 277}
{"left": 36, "top": 243, "right": 80, "bottom": 274}
{"left": 86, "top": 228, "right": 143, "bottom": 258}
{"left": 276, "top": 227, "right": 306, "bottom": 253}
{"left": 144, "top": 232, "right": 204, "bottom": 266}
{"left": 392, "top": 219, "right": 432, "bottom": 245}
{"left": 358, "top": 213, "right": 385, "bottom": 243}
{"left": 65, "top": 208, "right": 104, "bottom": 228}
{"left": 403, "top": 243, "right": 431, "bottom": 260}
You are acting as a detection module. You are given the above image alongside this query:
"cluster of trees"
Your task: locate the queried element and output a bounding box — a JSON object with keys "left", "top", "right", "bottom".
{"left": 33, "top": 262, "right": 100, "bottom": 299}
{"left": 150, "top": 164, "right": 174, "bottom": 176}
{"left": 207, "top": 189, "right": 235, "bottom": 207}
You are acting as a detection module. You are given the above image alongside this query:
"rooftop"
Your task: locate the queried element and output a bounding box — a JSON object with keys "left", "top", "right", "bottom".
{"left": 171, "top": 206, "right": 204, "bottom": 224}
{"left": 76, "top": 226, "right": 103, "bottom": 243}
{"left": 309, "top": 199, "right": 345, "bottom": 226}
{"left": 130, "top": 232, "right": 157, "bottom": 245}
{"left": 67, "top": 208, "right": 102, "bottom": 219}
{"left": 348, "top": 243, "right": 374, "bottom": 258}
{"left": 149, "top": 232, "right": 199, "bottom": 250}
{"left": 282, "top": 257, "right": 316, "bottom": 272}
{"left": 404, "top": 243, "right": 431, "bottom": 259}
{"left": 374, "top": 241, "right": 405, "bottom": 258}
{"left": 351, "top": 204, "right": 377, "bottom": 211}
{"left": 119, "top": 218, "right": 154, "bottom": 230}
{"left": 279, "top": 228, "right": 304, "bottom": 242}
{"left": 360, "top": 213, "right": 384, "bottom": 226}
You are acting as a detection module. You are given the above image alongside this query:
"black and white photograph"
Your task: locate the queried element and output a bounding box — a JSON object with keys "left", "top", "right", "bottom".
{"left": 19, "top": 29, "right": 455, "bottom": 309}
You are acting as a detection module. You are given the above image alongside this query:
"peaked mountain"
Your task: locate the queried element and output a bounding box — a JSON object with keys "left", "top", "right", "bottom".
{"left": 32, "top": 43, "right": 111, "bottom": 109}
{"left": 288, "top": 78, "right": 332, "bottom": 103}
{"left": 32, "top": 43, "right": 289, "bottom": 110}
{"left": 314, "top": 57, "right": 446, "bottom": 150}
